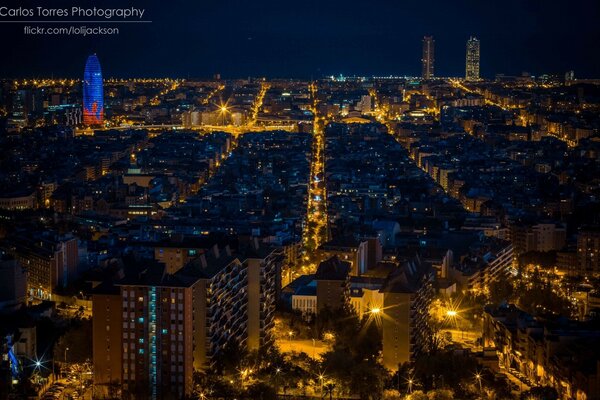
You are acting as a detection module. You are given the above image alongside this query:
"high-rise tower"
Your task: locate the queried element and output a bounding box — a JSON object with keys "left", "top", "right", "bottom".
{"left": 465, "top": 37, "right": 480, "bottom": 81}
{"left": 421, "top": 36, "right": 435, "bottom": 80}
{"left": 83, "top": 54, "right": 104, "bottom": 125}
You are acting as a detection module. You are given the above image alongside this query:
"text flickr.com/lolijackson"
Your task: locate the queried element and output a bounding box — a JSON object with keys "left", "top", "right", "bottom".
{"left": 0, "top": 7, "right": 146, "bottom": 19}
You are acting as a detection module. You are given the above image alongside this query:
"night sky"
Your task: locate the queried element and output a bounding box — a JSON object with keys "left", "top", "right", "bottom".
{"left": 1, "top": 0, "right": 600, "bottom": 78}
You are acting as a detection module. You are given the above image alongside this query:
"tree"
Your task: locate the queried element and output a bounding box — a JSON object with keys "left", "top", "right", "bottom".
{"left": 323, "top": 382, "right": 336, "bottom": 400}
{"left": 193, "top": 371, "right": 240, "bottom": 398}
{"left": 427, "top": 389, "right": 454, "bottom": 400}
{"left": 355, "top": 316, "right": 382, "bottom": 361}
{"left": 349, "top": 361, "right": 386, "bottom": 400}
{"left": 212, "top": 339, "right": 247, "bottom": 375}
{"left": 518, "top": 251, "right": 556, "bottom": 268}
{"left": 488, "top": 279, "right": 514, "bottom": 305}
{"left": 412, "top": 351, "right": 478, "bottom": 392}
{"left": 245, "top": 382, "right": 277, "bottom": 400}
{"left": 382, "top": 389, "right": 403, "bottom": 399}
{"left": 520, "top": 386, "right": 559, "bottom": 400}
{"left": 406, "top": 390, "right": 428, "bottom": 400}
{"left": 53, "top": 318, "right": 92, "bottom": 364}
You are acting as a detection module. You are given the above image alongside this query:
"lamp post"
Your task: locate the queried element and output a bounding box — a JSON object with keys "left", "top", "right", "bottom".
{"left": 318, "top": 374, "right": 324, "bottom": 398}
{"left": 275, "top": 368, "right": 281, "bottom": 395}
{"left": 446, "top": 309, "right": 464, "bottom": 339}
{"left": 219, "top": 105, "right": 229, "bottom": 126}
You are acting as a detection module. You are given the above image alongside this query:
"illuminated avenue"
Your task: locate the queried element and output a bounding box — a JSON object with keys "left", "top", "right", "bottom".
{"left": 1, "top": 42, "right": 600, "bottom": 400}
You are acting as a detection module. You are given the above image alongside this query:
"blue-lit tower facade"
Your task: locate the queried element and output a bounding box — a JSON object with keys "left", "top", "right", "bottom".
{"left": 83, "top": 54, "right": 104, "bottom": 125}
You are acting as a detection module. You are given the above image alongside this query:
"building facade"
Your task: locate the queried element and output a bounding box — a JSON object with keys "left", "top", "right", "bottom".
{"left": 465, "top": 36, "right": 481, "bottom": 81}
{"left": 578, "top": 227, "right": 600, "bottom": 275}
{"left": 1, "top": 234, "right": 78, "bottom": 299}
{"left": 0, "top": 255, "right": 27, "bottom": 311}
{"left": 381, "top": 257, "right": 435, "bottom": 371}
{"left": 83, "top": 54, "right": 104, "bottom": 125}
{"left": 92, "top": 244, "right": 280, "bottom": 399}
{"left": 422, "top": 36, "right": 435, "bottom": 80}
{"left": 314, "top": 256, "right": 351, "bottom": 312}
{"left": 483, "top": 304, "right": 600, "bottom": 400}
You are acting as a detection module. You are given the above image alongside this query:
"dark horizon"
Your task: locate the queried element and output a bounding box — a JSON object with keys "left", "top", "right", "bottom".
{"left": 1, "top": 0, "right": 600, "bottom": 79}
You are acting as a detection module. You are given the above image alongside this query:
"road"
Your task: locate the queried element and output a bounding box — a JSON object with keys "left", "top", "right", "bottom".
{"left": 443, "top": 328, "right": 481, "bottom": 350}
{"left": 276, "top": 338, "right": 329, "bottom": 360}
{"left": 75, "top": 122, "right": 297, "bottom": 136}
{"left": 302, "top": 82, "right": 328, "bottom": 263}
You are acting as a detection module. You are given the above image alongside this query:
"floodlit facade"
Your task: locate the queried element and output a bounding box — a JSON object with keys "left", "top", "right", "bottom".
{"left": 83, "top": 54, "right": 104, "bottom": 125}
{"left": 381, "top": 257, "right": 435, "bottom": 371}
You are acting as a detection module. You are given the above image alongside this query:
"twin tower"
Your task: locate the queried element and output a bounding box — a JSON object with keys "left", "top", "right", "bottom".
{"left": 422, "top": 36, "right": 481, "bottom": 81}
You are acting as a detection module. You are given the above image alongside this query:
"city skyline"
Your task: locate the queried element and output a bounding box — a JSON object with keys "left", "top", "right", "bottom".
{"left": 0, "top": 0, "right": 599, "bottom": 78}
{"left": 1, "top": 1, "right": 600, "bottom": 399}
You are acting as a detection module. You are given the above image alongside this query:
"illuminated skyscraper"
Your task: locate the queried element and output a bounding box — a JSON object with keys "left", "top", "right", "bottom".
{"left": 421, "top": 36, "right": 435, "bottom": 80}
{"left": 83, "top": 54, "right": 104, "bottom": 125}
{"left": 465, "top": 36, "right": 480, "bottom": 81}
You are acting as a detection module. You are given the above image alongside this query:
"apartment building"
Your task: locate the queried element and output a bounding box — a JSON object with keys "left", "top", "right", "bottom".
{"left": 381, "top": 256, "right": 435, "bottom": 371}
{"left": 92, "top": 243, "right": 281, "bottom": 399}
{"left": 1, "top": 232, "right": 78, "bottom": 299}
{"left": 448, "top": 240, "right": 515, "bottom": 294}
{"left": 483, "top": 304, "right": 600, "bottom": 400}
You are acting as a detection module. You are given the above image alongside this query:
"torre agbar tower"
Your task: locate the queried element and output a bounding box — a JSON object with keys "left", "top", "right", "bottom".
{"left": 83, "top": 54, "right": 104, "bottom": 125}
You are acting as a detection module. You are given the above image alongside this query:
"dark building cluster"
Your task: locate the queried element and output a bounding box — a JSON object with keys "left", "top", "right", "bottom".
{"left": 1, "top": 47, "right": 600, "bottom": 400}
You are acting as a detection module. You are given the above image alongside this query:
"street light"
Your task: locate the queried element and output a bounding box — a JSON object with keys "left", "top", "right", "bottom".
{"left": 475, "top": 372, "right": 483, "bottom": 392}
{"left": 218, "top": 104, "right": 230, "bottom": 126}
{"left": 368, "top": 306, "right": 384, "bottom": 327}
{"left": 318, "top": 374, "right": 325, "bottom": 397}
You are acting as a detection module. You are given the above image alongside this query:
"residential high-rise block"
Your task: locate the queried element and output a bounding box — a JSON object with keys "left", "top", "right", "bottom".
{"left": 578, "top": 227, "right": 600, "bottom": 274}
{"left": 0, "top": 254, "right": 27, "bottom": 311}
{"left": 92, "top": 243, "right": 281, "bottom": 399}
{"left": 465, "top": 36, "right": 480, "bottom": 81}
{"left": 314, "top": 256, "right": 351, "bottom": 312}
{"left": 421, "top": 36, "right": 435, "bottom": 80}
{"left": 0, "top": 232, "right": 79, "bottom": 300}
{"left": 381, "top": 256, "right": 434, "bottom": 371}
